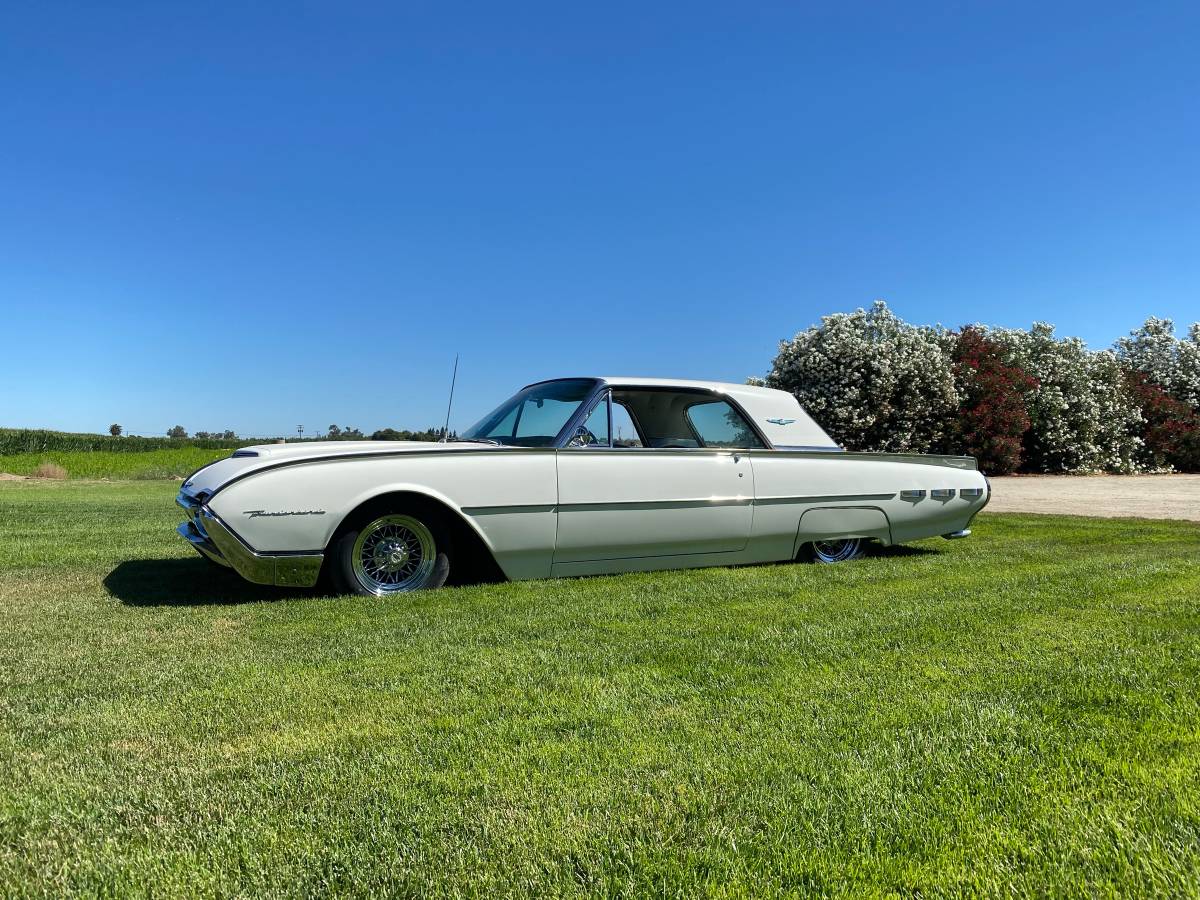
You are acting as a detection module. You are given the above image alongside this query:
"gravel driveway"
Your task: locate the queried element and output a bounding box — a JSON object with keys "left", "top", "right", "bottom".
{"left": 986, "top": 474, "right": 1200, "bottom": 522}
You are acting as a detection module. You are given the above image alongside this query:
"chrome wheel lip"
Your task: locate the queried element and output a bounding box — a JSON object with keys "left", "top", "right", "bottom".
{"left": 351, "top": 514, "right": 436, "bottom": 596}
{"left": 811, "top": 537, "right": 863, "bottom": 563}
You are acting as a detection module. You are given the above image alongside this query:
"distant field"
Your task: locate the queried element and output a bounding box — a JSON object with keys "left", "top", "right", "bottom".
{"left": 0, "top": 448, "right": 228, "bottom": 480}
{"left": 1, "top": 479, "right": 1198, "bottom": 896}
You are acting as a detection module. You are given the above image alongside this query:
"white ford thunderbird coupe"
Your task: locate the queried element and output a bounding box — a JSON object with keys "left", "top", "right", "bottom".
{"left": 177, "top": 377, "right": 989, "bottom": 596}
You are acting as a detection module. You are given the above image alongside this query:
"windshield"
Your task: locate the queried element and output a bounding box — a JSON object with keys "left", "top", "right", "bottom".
{"left": 461, "top": 379, "right": 598, "bottom": 447}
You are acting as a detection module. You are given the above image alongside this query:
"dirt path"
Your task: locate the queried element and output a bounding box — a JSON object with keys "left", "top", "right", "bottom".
{"left": 987, "top": 474, "right": 1200, "bottom": 522}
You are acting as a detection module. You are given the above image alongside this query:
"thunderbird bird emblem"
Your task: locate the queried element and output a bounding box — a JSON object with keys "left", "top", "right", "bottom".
{"left": 766, "top": 418, "right": 796, "bottom": 425}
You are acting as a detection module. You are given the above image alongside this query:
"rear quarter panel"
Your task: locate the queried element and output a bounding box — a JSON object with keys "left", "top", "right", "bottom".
{"left": 749, "top": 451, "right": 989, "bottom": 554}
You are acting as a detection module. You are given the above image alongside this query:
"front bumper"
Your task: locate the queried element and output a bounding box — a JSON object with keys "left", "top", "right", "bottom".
{"left": 176, "top": 490, "right": 323, "bottom": 587}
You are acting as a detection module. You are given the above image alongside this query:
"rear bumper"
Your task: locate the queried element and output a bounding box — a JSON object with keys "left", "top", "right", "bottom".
{"left": 176, "top": 491, "right": 323, "bottom": 587}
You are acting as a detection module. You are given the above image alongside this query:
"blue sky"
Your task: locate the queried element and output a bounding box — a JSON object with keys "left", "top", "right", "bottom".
{"left": 2, "top": 2, "right": 1197, "bottom": 437}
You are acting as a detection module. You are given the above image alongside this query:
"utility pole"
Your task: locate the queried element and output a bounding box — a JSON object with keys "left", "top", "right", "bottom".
{"left": 296, "top": 425, "right": 305, "bottom": 441}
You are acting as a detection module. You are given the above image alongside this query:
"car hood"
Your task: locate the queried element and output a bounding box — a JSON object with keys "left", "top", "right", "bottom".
{"left": 181, "top": 440, "right": 504, "bottom": 497}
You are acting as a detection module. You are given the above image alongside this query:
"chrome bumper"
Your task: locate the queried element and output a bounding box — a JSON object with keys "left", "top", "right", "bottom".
{"left": 176, "top": 490, "right": 323, "bottom": 587}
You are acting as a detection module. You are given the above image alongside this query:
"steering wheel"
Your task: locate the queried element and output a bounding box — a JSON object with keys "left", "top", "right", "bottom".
{"left": 568, "top": 426, "right": 599, "bottom": 448}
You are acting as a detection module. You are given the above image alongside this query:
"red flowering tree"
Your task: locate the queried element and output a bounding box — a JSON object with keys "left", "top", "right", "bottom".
{"left": 1125, "top": 370, "right": 1200, "bottom": 472}
{"left": 951, "top": 327, "right": 1037, "bottom": 474}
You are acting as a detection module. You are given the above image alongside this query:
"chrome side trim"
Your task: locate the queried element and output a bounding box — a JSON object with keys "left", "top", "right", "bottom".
{"left": 900, "top": 489, "right": 926, "bottom": 501}
{"left": 756, "top": 492, "right": 895, "bottom": 505}
{"left": 558, "top": 497, "right": 751, "bottom": 512}
{"left": 198, "top": 507, "right": 323, "bottom": 587}
{"left": 460, "top": 503, "right": 558, "bottom": 515}
{"left": 553, "top": 447, "right": 744, "bottom": 456}
{"left": 960, "top": 487, "right": 984, "bottom": 499}
{"left": 931, "top": 488, "right": 956, "bottom": 500}
{"left": 462, "top": 493, "right": 892, "bottom": 515}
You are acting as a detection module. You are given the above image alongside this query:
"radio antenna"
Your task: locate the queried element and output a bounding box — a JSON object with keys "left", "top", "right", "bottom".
{"left": 440, "top": 354, "right": 459, "bottom": 442}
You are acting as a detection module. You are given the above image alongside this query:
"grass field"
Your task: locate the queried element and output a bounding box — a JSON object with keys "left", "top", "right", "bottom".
{"left": 1, "top": 480, "right": 1198, "bottom": 897}
{"left": 0, "top": 448, "right": 230, "bottom": 480}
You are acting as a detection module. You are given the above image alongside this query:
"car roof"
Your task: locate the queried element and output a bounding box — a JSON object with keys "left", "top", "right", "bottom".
{"left": 523, "top": 377, "right": 840, "bottom": 450}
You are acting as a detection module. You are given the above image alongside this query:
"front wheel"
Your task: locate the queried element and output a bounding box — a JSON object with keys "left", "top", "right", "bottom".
{"left": 801, "top": 537, "right": 865, "bottom": 564}
{"left": 329, "top": 511, "right": 451, "bottom": 596}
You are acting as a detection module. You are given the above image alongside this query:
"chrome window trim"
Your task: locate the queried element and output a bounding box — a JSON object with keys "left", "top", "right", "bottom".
{"left": 553, "top": 381, "right": 609, "bottom": 448}
{"left": 562, "top": 388, "right": 614, "bottom": 449}
{"left": 772, "top": 444, "right": 845, "bottom": 452}
{"left": 554, "top": 381, "right": 772, "bottom": 451}
{"left": 606, "top": 389, "right": 614, "bottom": 447}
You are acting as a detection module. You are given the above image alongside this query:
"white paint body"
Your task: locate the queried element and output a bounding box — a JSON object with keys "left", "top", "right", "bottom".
{"left": 178, "top": 378, "right": 989, "bottom": 587}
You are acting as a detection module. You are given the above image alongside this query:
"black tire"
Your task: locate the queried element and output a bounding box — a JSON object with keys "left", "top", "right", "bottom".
{"left": 328, "top": 504, "right": 452, "bottom": 597}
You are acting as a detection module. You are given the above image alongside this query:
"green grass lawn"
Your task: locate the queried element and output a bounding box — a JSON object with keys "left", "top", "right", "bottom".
{"left": 0, "top": 448, "right": 230, "bottom": 480}
{"left": 1, "top": 480, "right": 1198, "bottom": 897}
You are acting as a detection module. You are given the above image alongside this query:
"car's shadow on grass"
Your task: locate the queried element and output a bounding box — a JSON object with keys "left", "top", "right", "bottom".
{"left": 869, "top": 543, "right": 942, "bottom": 559}
{"left": 105, "top": 558, "right": 320, "bottom": 606}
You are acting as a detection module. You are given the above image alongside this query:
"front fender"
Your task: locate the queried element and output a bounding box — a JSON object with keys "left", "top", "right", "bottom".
{"left": 205, "top": 452, "right": 559, "bottom": 579}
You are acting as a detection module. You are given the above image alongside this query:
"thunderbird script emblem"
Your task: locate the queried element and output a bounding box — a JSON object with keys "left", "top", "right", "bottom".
{"left": 243, "top": 509, "right": 326, "bottom": 518}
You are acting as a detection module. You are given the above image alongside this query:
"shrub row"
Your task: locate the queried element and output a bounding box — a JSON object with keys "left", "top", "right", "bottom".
{"left": 760, "top": 302, "right": 1200, "bottom": 474}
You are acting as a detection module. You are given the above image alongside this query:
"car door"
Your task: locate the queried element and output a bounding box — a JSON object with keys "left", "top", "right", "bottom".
{"left": 553, "top": 389, "right": 757, "bottom": 564}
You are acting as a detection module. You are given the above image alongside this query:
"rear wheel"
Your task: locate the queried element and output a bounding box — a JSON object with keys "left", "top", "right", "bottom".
{"left": 802, "top": 537, "right": 865, "bottom": 564}
{"left": 329, "top": 510, "right": 451, "bottom": 596}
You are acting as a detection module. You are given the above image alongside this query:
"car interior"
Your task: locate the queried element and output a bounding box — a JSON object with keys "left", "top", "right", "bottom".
{"left": 606, "top": 389, "right": 765, "bottom": 450}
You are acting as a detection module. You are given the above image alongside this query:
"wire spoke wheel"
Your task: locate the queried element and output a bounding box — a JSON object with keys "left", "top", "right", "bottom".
{"left": 351, "top": 514, "right": 437, "bottom": 595}
{"left": 810, "top": 537, "right": 863, "bottom": 564}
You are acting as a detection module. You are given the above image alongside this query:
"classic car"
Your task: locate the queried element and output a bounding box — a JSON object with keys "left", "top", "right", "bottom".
{"left": 176, "top": 377, "right": 990, "bottom": 596}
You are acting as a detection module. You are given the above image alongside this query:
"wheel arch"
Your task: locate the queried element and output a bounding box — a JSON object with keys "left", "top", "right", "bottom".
{"left": 328, "top": 487, "right": 507, "bottom": 585}
{"left": 792, "top": 505, "right": 893, "bottom": 558}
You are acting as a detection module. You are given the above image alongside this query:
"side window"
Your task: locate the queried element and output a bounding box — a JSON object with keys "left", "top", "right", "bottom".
{"left": 611, "top": 401, "right": 642, "bottom": 447}
{"left": 567, "top": 394, "right": 610, "bottom": 447}
{"left": 685, "top": 400, "right": 765, "bottom": 449}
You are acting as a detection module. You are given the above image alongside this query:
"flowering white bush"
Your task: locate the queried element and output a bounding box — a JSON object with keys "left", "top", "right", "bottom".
{"left": 1114, "top": 317, "right": 1200, "bottom": 410}
{"left": 762, "top": 301, "right": 960, "bottom": 453}
{"left": 974, "top": 324, "right": 1143, "bottom": 473}
{"left": 759, "top": 305, "right": 1161, "bottom": 473}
